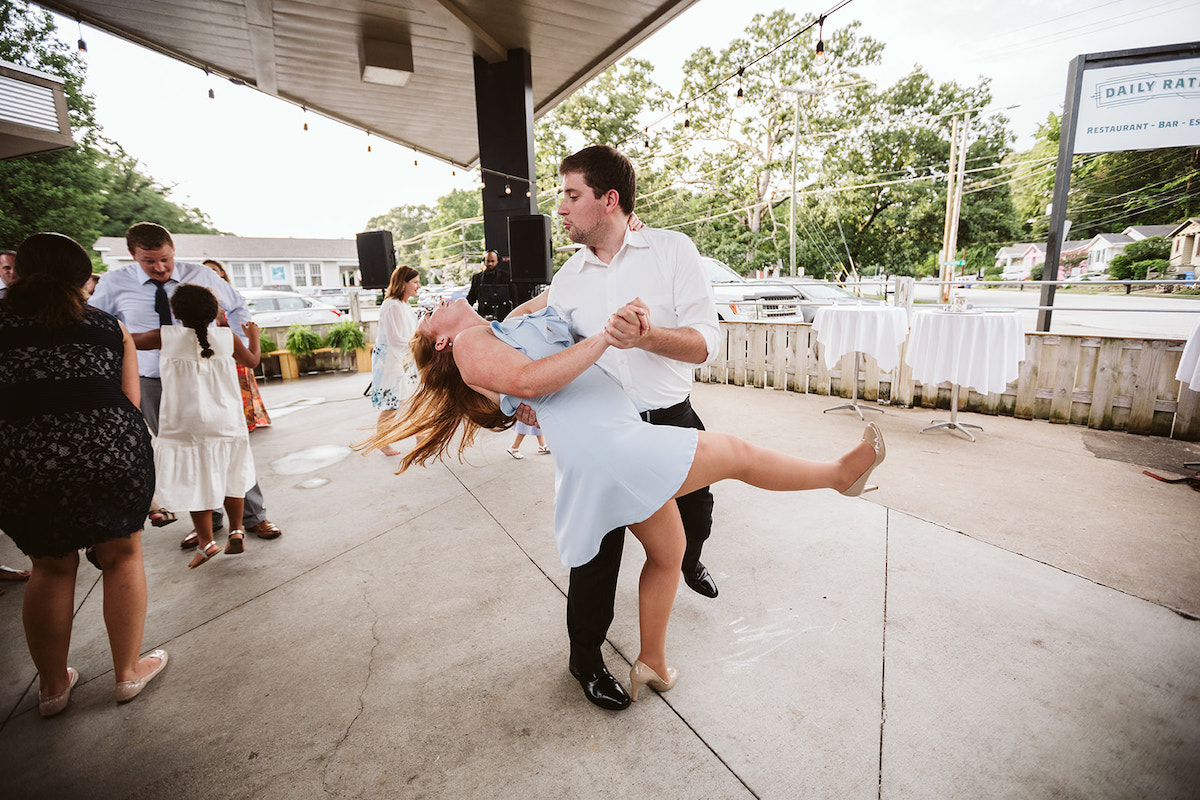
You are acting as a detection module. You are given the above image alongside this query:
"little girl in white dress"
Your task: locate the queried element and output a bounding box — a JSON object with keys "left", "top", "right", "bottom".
{"left": 155, "top": 285, "right": 261, "bottom": 569}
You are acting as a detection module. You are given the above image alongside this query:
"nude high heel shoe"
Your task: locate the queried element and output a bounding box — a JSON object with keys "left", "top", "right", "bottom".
{"left": 629, "top": 660, "right": 678, "bottom": 702}
{"left": 841, "top": 422, "right": 886, "bottom": 497}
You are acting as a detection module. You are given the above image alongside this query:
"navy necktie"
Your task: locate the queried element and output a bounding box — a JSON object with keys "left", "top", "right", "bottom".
{"left": 150, "top": 279, "right": 172, "bottom": 327}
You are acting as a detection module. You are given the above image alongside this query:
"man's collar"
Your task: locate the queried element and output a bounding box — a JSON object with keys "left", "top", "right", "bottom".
{"left": 580, "top": 226, "right": 649, "bottom": 266}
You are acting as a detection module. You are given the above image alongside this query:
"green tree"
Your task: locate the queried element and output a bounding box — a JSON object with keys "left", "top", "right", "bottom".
{"left": 96, "top": 141, "right": 223, "bottom": 236}
{"left": 364, "top": 203, "right": 433, "bottom": 266}
{"left": 0, "top": 0, "right": 105, "bottom": 252}
{"left": 1012, "top": 114, "right": 1198, "bottom": 240}
{"left": 0, "top": 1, "right": 223, "bottom": 258}
{"left": 423, "top": 189, "right": 483, "bottom": 283}
{"left": 661, "top": 11, "right": 883, "bottom": 274}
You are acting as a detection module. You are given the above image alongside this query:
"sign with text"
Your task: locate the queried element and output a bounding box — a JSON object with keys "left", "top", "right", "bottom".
{"left": 1074, "top": 57, "right": 1200, "bottom": 153}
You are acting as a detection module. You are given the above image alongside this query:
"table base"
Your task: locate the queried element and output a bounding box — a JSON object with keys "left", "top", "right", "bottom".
{"left": 824, "top": 401, "right": 885, "bottom": 420}
{"left": 823, "top": 351, "right": 885, "bottom": 421}
{"left": 921, "top": 419, "right": 983, "bottom": 442}
{"left": 919, "top": 384, "right": 980, "bottom": 442}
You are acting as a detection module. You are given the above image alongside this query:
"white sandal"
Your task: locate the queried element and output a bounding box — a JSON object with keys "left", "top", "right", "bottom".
{"left": 506, "top": 448, "right": 524, "bottom": 460}
{"left": 188, "top": 541, "right": 221, "bottom": 569}
{"left": 537, "top": 445, "right": 551, "bottom": 454}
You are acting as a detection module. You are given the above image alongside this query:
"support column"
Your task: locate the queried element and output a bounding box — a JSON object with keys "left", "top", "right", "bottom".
{"left": 473, "top": 48, "right": 538, "bottom": 267}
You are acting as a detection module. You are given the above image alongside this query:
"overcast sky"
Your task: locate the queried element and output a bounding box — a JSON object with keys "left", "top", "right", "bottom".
{"left": 53, "top": 0, "right": 1199, "bottom": 239}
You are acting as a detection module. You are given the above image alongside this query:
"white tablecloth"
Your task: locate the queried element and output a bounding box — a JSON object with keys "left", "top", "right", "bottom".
{"left": 1177, "top": 316, "right": 1200, "bottom": 392}
{"left": 905, "top": 310, "right": 1025, "bottom": 395}
{"left": 812, "top": 305, "right": 910, "bottom": 373}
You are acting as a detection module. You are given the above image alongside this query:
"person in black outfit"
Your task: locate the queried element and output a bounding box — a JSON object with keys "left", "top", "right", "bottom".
{"left": 466, "top": 250, "right": 513, "bottom": 319}
{"left": 0, "top": 232, "right": 168, "bottom": 716}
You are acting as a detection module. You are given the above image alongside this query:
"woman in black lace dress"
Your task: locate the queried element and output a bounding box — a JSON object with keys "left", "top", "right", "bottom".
{"left": 0, "top": 233, "right": 167, "bottom": 717}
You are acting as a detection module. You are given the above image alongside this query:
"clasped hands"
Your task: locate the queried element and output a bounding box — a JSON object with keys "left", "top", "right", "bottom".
{"left": 603, "top": 297, "right": 651, "bottom": 349}
{"left": 513, "top": 298, "right": 651, "bottom": 426}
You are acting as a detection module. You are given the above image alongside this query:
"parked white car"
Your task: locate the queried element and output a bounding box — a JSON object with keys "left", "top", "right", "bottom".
{"left": 240, "top": 290, "right": 343, "bottom": 327}
{"left": 701, "top": 257, "right": 804, "bottom": 322}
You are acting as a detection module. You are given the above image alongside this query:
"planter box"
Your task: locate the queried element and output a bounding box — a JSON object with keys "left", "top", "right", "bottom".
{"left": 267, "top": 347, "right": 371, "bottom": 381}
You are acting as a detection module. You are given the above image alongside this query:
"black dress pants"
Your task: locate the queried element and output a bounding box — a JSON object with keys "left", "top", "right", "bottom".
{"left": 566, "top": 397, "right": 714, "bottom": 671}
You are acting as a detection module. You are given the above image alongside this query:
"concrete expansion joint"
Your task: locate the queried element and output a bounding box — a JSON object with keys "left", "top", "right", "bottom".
{"left": 321, "top": 582, "right": 382, "bottom": 794}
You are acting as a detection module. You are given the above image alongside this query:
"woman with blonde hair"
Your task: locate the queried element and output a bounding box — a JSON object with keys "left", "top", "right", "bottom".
{"left": 369, "top": 265, "right": 421, "bottom": 456}
{"left": 363, "top": 298, "right": 885, "bottom": 702}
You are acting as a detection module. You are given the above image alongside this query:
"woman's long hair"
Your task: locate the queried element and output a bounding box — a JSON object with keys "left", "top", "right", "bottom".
{"left": 385, "top": 265, "right": 419, "bottom": 301}
{"left": 5, "top": 233, "right": 92, "bottom": 329}
{"left": 357, "top": 329, "right": 513, "bottom": 472}
{"left": 169, "top": 284, "right": 220, "bottom": 358}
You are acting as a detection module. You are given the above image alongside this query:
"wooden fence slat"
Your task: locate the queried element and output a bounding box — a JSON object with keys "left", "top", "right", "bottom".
{"left": 836, "top": 350, "right": 855, "bottom": 398}
{"left": 863, "top": 353, "right": 881, "bottom": 401}
{"left": 1128, "top": 340, "right": 1166, "bottom": 434}
{"left": 1087, "top": 339, "right": 1124, "bottom": 430}
{"left": 1050, "top": 337, "right": 1081, "bottom": 424}
{"left": 1014, "top": 335, "right": 1042, "bottom": 420}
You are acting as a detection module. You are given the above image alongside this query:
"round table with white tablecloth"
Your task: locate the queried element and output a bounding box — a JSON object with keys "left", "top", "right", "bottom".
{"left": 812, "top": 305, "right": 910, "bottom": 419}
{"left": 905, "top": 309, "right": 1025, "bottom": 441}
{"left": 1176, "top": 316, "right": 1200, "bottom": 393}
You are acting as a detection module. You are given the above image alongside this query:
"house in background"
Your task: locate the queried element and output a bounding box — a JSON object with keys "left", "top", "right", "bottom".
{"left": 1168, "top": 218, "right": 1200, "bottom": 279}
{"left": 1081, "top": 233, "right": 1132, "bottom": 274}
{"left": 93, "top": 234, "right": 362, "bottom": 292}
{"left": 1123, "top": 224, "right": 1177, "bottom": 241}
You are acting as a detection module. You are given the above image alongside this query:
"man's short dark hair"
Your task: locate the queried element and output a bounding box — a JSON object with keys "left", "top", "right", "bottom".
{"left": 559, "top": 145, "right": 636, "bottom": 215}
{"left": 125, "top": 222, "right": 174, "bottom": 254}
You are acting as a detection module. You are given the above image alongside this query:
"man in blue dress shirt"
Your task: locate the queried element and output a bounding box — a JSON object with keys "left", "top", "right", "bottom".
{"left": 90, "top": 223, "right": 283, "bottom": 543}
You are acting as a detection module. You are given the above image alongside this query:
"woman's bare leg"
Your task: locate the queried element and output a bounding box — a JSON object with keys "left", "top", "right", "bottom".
{"left": 377, "top": 409, "right": 402, "bottom": 456}
{"left": 626, "top": 502, "right": 687, "bottom": 680}
{"left": 91, "top": 532, "right": 157, "bottom": 683}
{"left": 23, "top": 551, "right": 79, "bottom": 697}
{"left": 186, "top": 511, "right": 215, "bottom": 568}
{"left": 675, "top": 430, "right": 878, "bottom": 499}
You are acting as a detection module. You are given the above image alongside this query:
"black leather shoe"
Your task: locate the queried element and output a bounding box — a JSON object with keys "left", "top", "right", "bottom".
{"left": 569, "top": 662, "right": 631, "bottom": 710}
{"left": 683, "top": 561, "right": 718, "bottom": 598}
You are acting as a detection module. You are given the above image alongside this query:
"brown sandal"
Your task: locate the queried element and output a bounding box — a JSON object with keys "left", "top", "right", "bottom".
{"left": 149, "top": 508, "right": 178, "bottom": 528}
{"left": 224, "top": 531, "right": 245, "bottom": 555}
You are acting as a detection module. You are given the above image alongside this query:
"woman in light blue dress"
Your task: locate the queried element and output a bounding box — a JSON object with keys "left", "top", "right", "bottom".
{"left": 365, "top": 298, "right": 886, "bottom": 702}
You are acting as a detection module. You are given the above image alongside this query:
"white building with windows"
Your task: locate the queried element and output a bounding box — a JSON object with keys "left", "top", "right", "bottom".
{"left": 93, "top": 234, "right": 362, "bottom": 292}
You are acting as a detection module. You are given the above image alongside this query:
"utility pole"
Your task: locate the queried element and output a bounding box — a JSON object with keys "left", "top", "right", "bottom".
{"left": 939, "top": 113, "right": 971, "bottom": 303}
{"left": 781, "top": 86, "right": 819, "bottom": 277}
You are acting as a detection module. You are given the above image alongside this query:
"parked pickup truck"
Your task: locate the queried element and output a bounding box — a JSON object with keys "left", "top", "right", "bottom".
{"left": 701, "top": 257, "right": 805, "bottom": 322}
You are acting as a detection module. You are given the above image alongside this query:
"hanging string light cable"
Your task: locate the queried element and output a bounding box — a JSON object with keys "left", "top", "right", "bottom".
{"left": 620, "top": 0, "right": 857, "bottom": 150}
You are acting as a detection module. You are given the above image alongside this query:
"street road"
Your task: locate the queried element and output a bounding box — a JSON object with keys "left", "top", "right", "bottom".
{"left": 908, "top": 284, "right": 1199, "bottom": 339}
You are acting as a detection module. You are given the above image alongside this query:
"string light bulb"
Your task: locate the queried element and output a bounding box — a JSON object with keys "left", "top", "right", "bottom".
{"left": 302, "top": 106, "right": 308, "bottom": 131}
{"left": 735, "top": 67, "right": 745, "bottom": 105}
{"left": 504, "top": 182, "right": 512, "bottom": 195}
{"left": 76, "top": 16, "right": 87, "bottom": 53}
{"left": 366, "top": 131, "right": 371, "bottom": 152}
{"left": 814, "top": 16, "right": 826, "bottom": 66}
{"left": 684, "top": 102, "right": 690, "bottom": 129}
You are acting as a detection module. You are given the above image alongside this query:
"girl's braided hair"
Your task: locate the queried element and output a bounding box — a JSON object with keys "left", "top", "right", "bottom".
{"left": 169, "top": 284, "right": 220, "bottom": 358}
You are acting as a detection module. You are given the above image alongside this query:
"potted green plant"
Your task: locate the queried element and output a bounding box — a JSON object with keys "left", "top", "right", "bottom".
{"left": 283, "top": 324, "right": 325, "bottom": 373}
{"left": 324, "top": 320, "right": 366, "bottom": 353}
{"left": 324, "top": 320, "right": 370, "bottom": 372}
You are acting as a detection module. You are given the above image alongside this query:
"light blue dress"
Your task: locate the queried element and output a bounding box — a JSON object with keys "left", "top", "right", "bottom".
{"left": 492, "top": 308, "right": 698, "bottom": 567}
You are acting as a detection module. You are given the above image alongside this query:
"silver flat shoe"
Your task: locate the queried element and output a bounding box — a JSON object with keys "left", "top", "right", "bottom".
{"left": 115, "top": 650, "right": 168, "bottom": 703}
{"left": 39, "top": 666, "right": 79, "bottom": 718}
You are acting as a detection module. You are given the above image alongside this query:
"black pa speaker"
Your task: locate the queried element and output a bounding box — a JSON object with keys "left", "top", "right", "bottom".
{"left": 507, "top": 214, "right": 553, "bottom": 284}
{"left": 356, "top": 230, "right": 396, "bottom": 289}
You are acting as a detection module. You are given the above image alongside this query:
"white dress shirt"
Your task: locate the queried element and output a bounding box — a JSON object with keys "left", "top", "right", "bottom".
{"left": 548, "top": 226, "right": 718, "bottom": 413}
{"left": 89, "top": 260, "right": 252, "bottom": 378}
